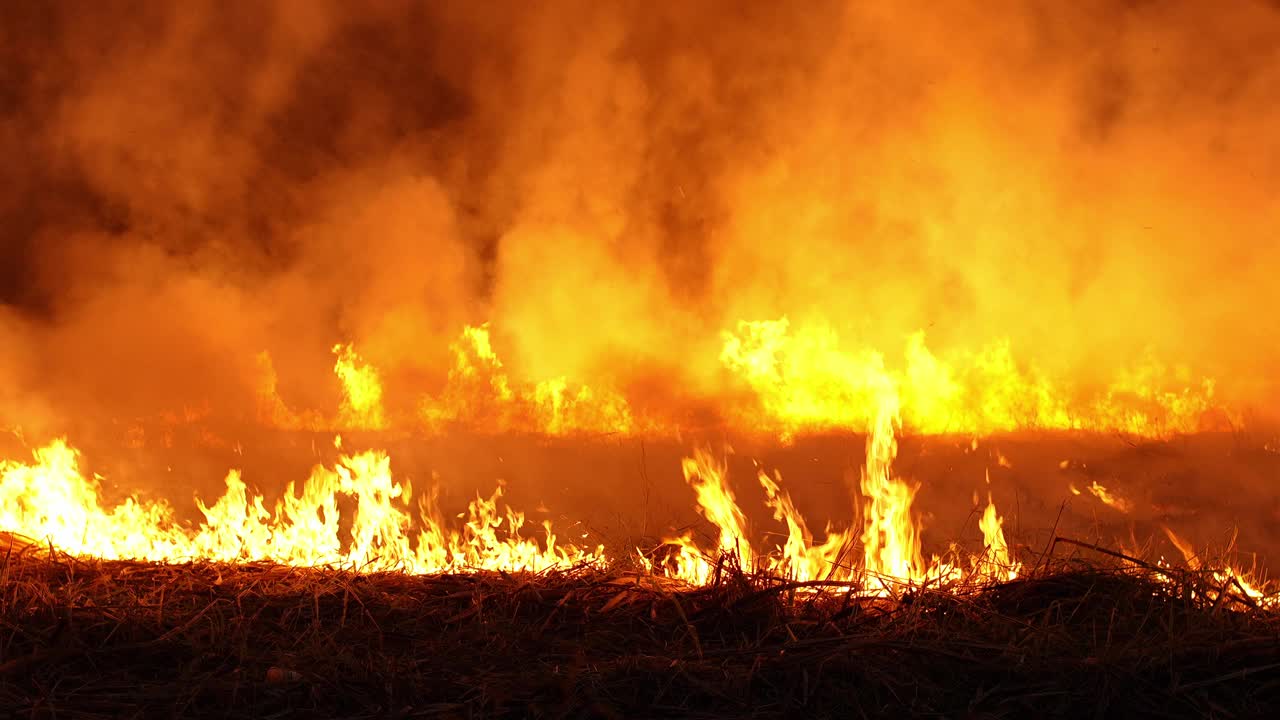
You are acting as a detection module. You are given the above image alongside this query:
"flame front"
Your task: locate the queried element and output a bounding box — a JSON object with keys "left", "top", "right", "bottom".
{"left": 248, "top": 321, "right": 1229, "bottom": 441}
{"left": 645, "top": 379, "right": 1018, "bottom": 591}
{"left": 0, "top": 439, "right": 600, "bottom": 574}
{"left": 719, "top": 319, "right": 1225, "bottom": 439}
{"left": 0, "top": 323, "right": 1263, "bottom": 595}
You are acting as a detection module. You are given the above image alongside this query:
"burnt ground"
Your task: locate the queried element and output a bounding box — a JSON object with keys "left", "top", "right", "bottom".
{"left": 0, "top": 549, "right": 1278, "bottom": 719}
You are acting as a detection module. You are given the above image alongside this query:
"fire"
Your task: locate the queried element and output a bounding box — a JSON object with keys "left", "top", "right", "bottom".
{"left": 0, "top": 320, "right": 1261, "bottom": 595}
{"left": 0, "top": 441, "right": 186, "bottom": 559}
{"left": 0, "top": 438, "right": 601, "bottom": 574}
{"left": 2, "top": 2, "right": 1278, "bottom": 629}
{"left": 256, "top": 351, "right": 326, "bottom": 432}
{"left": 680, "top": 449, "right": 753, "bottom": 571}
{"left": 1086, "top": 481, "right": 1134, "bottom": 513}
{"left": 248, "top": 320, "right": 1232, "bottom": 442}
{"left": 719, "top": 318, "right": 1226, "bottom": 439}
{"left": 1069, "top": 480, "right": 1134, "bottom": 513}
{"left": 419, "top": 324, "right": 636, "bottom": 436}
{"left": 758, "top": 467, "right": 850, "bottom": 582}
{"left": 646, "top": 387, "right": 1017, "bottom": 592}
{"left": 642, "top": 331, "right": 1022, "bottom": 591}
{"left": 977, "top": 493, "right": 1019, "bottom": 582}
{"left": 332, "top": 343, "right": 389, "bottom": 431}
{"left": 858, "top": 397, "right": 931, "bottom": 584}
{"left": 253, "top": 326, "right": 637, "bottom": 437}
{"left": 1163, "top": 526, "right": 1275, "bottom": 610}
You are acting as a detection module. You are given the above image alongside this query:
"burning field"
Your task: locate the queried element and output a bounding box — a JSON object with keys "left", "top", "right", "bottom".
{"left": 3, "top": 0, "right": 1280, "bottom": 717}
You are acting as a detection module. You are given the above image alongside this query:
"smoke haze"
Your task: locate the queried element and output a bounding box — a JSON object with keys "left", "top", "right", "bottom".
{"left": 2, "top": 0, "right": 1278, "bottom": 436}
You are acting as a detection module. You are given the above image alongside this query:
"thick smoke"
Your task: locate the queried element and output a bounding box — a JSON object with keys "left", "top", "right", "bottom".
{"left": 2, "top": 0, "right": 1278, "bottom": 436}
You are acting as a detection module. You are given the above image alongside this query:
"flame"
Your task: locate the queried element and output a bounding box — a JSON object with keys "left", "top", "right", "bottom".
{"left": 254, "top": 328, "right": 636, "bottom": 437}
{"left": 719, "top": 319, "right": 1226, "bottom": 438}
{"left": 420, "top": 325, "right": 635, "bottom": 436}
{"left": 758, "top": 467, "right": 851, "bottom": 582}
{"left": 0, "top": 441, "right": 186, "bottom": 559}
{"left": 977, "top": 491, "right": 1019, "bottom": 582}
{"left": 647, "top": 387, "right": 1011, "bottom": 592}
{"left": 332, "top": 343, "right": 389, "bottom": 430}
{"left": 1163, "top": 526, "right": 1275, "bottom": 609}
{"left": 1085, "top": 481, "right": 1134, "bottom": 513}
{"left": 3, "top": 2, "right": 1277, "bottom": 615}
{"left": 255, "top": 351, "right": 326, "bottom": 432}
{"left": 1069, "top": 480, "right": 1133, "bottom": 513}
{"left": 251, "top": 321, "right": 1229, "bottom": 440}
{"left": 681, "top": 449, "right": 752, "bottom": 569}
{"left": 0, "top": 439, "right": 601, "bottom": 574}
{"left": 641, "top": 450, "right": 754, "bottom": 586}
{"left": 858, "top": 396, "right": 928, "bottom": 583}
{"left": 0, "top": 431, "right": 1265, "bottom": 604}
{"left": 0, "top": 325, "right": 1262, "bottom": 598}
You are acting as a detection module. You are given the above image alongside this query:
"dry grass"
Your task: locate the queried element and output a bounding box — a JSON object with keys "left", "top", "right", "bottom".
{"left": 1, "top": 538, "right": 1279, "bottom": 719}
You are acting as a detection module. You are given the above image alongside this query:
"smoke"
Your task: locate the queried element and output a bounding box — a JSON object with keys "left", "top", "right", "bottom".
{"left": 2, "top": 0, "right": 1278, "bottom": 436}
{"left": 708, "top": 1, "right": 1280, "bottom": 389}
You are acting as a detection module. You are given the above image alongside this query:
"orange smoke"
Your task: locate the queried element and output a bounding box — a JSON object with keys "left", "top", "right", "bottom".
{"left": 3, "top": 1, "right": 1278, "bottom": 442}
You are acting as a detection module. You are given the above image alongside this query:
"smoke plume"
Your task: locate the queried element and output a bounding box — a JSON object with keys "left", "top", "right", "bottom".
{"left": 2, "top": 0, "right": 1278, "bottom": 436}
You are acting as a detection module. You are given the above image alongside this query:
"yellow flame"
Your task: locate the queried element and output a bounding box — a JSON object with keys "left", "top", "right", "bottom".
{"left": 859, "top": 395, "right": 927, "bottom": 583}
{"left": 1085, "top": 481, "right": 1133, "bottom": 513}
{"left": 977, "top": 488, "right": 1019, "bottom": 582}
{"left": 649, "top": 388, "right": 1002, "bottom": 593}
{"left": 255, "top": 351, "right": 325, "bottom": 431}
{"left": 678, "top": 449, "right": 752, "bottom": 573}
{"left": 1163, "top": 526, "right": 1275, "bottom": 609}
{"left": 2, "top": 321, "right": 1261, "bottom": 599}
{"left": 0, "top": 441, "right": 186, "bottom": 559}
{"left": 1, "top": 434, "right": 1267, "bottom": 604}
{"left": 719, "top": 318, "right": 1226, "bottom": 438}
{"left": 0, "top": 439, "right": 601, "bottom": 574}
{"left": 333, "top": 343, "right": 388, "bottom": 430}
{"left": 421, "top": 325, "right": 635, "bottom": 436}
{"left": 758, "top": 467, "right": 851, "bottom": 582}
{"left": 254, "top": 320, "right": 1229, "bottom": 440}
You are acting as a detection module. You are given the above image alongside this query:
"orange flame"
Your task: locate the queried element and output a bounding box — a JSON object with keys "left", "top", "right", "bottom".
{"left": 333, "top": 343, "right": 389, "bottom": 431}
{"left": 719, "top": 318, "right": 1226, "bottom": 439}
{"left": 0, "top": 439, "right": 601, "bottom": 574}
{"left": 1163, "top": 526, "right": 1275, "bottom": 609}
{"left": 420, "top": 325, "right": 636, "bottom": 436}
{"left": 0, "top": 323, "right": 1262, "bottom": 598}
{"left": 646, "top": 388, "right": 1012, "bottom": 592}
{"left": 251, "top": 321, "right": 1230, "bottom": 440}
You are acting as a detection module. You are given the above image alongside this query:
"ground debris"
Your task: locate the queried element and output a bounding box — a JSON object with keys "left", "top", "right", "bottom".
{"left": 0, "top": 551, "right": 1277, "bottom": 718}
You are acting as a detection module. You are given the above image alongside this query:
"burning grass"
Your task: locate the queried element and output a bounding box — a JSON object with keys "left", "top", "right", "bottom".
{"left": 2, "top": 539, "right": 1278, "bottom": 718}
